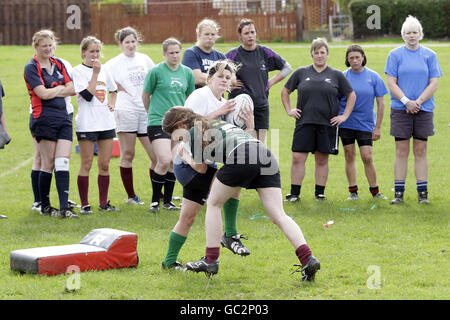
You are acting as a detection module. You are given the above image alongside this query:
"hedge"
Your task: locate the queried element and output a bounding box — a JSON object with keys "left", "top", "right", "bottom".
{"left": 349, "top": 0, "right": 450, "bottom": 39}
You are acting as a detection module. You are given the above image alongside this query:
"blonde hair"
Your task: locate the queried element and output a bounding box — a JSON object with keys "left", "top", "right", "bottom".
{"left": 32, "top": 29, "right": 57, "bottom": 47}
{"left": 206, "top": 59, "right": 240, "bottom": 83}
{"left": 401, "top": 15, "right": 424, "bottom": 40}
{"left": 310, "top": 37, "right": 329, "bottom": 54}
{"left": 196, "top": 19, "right": 220, "bottom": 38}
{"left": 80, "top": 36, "right": 103, "bottom": 58}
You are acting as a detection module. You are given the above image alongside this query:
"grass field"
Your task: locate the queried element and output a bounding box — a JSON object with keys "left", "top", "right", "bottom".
{"left": 0, "top": 40, "right": 448, "bottom": 302}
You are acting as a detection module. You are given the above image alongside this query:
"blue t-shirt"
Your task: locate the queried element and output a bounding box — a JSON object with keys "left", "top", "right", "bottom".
{"left": 384, "top": 45, "right": 442, "bottom": 112}
{"left": 339, "top": 67, "right": 388, "bottom": 132}
{"left": 182, "top": 46, "right": 226, "bottom": 88}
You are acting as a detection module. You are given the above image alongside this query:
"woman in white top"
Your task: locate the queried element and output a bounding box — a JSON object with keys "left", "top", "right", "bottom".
{"left": 72, "top": 36, "right": 119, "bottom": 214}
{"left": 161, "top": 60, "right": 254, "bottom": 270}
{"left": 105, "top": 27, "right": 157, "bottom": 205}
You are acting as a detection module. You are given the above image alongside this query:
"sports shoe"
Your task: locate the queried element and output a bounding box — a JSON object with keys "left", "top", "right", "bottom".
{"left": 221, "top": 234, "right": 250, "bottom": 256}
{"left": 284, "top": 194, "right": 300, "bottom": 203}
{"left": 31, "top": 202, "right": 41, "bottom": 212}
{"left": 162, "top": 201, "right": 180, "bottom": 210}
{"left": 67, "top": 200, "right": 79, "bottom": 208}
{"left": 59, "top": 208, "right": 79, "bottom": 219}
{"left": 315, "top": 194, "right": 326, "bottom": 201}
{"left": 373, "top": 192, "right": 387, "bottom": 199}
{"left": 127, "top": 195, "right": 144, "bottom": 205}
{"left": 292, "top": 255, "right": 321, "bottom": 282}
{"left": 161, "top": 261, "right": 186, "bottom": 272}
{"left": 186, "top": 257, "right": 219, "bottom": 276}
{"left": 80, "top": 205, "right": 93, "bottom": 215}
{"left": 149, "top": 202, "right": 160, "bottom": 212}
{"left": 418, "top": 191, "right": 429, "bottom": 204}
{"left": 99, "top": 200, "right": 120, "bottom": 212}
{"left": 40, "top": 205, "right": 58, "bottom": 216}
{"left": 346, "top": 192, "right": 359, "bottom": 200}
{"left": 390, "top": 191, "right": 404, "bottom": 205}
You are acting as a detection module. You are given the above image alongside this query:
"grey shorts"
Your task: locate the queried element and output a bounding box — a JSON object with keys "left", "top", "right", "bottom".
{"left": 390, "top": 109, "right": 434, "bottom": 139}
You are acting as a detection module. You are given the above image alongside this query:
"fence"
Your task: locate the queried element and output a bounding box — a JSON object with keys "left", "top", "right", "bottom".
{"left": 0, "top": 0, "right": 91, "bottom": 45}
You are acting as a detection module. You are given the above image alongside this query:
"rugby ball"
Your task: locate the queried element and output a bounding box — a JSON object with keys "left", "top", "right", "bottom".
{"left": 225, "top": 94, "right": 254, "bottom": 129}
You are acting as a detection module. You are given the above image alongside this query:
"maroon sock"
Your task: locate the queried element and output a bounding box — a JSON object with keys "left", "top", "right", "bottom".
{"left": 205, "top": 247, "right": 220, "bottom": 264}
{"left": 370, "top": 186, "right": 379, "bottom": 196}
{"left": 120, "top": 166, "right": 135, "bottom": 198}
{"left": 296, "top": 244, "right": 312, "bottom": 266}
{"left": 98, "top": 174, "right": 110, "bottom": 207}
{"left": 77, "top": 175, "right": 89, "bottom": 207}
{"left": 349, "top": 185, "right": 358, "bottom": 194}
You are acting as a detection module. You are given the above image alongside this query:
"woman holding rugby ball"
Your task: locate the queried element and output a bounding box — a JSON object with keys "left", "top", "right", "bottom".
{"left": 161, "top": 60, "right": 253, "bottom": 270}
{"left": 162, "top": 107, "right": 320, "bottom": 282}
{"left": 72, "top": 36, "right": 119, "bottom": 214}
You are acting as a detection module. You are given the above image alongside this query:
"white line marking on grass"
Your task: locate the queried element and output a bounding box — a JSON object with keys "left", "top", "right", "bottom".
{"left": 0, "top": 157, "right": 33, "bottom": 178}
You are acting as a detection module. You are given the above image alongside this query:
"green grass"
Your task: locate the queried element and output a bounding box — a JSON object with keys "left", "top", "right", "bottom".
{"left": 0, "top": 42, "right": 449, "bottom": 300}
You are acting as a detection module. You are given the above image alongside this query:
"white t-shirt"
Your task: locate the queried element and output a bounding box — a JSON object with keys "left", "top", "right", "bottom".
{"left": 72, "top": 64, "right": 118, "bottom": 132}
{"left": 184, "top": 85, "right": 226, "bottom": 117}
{"left": 104, "top": 52, "right": 155, "bottom": 110}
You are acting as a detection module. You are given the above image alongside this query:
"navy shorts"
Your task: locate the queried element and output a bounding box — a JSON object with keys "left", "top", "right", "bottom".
{"left": 183, "top": 165, "right": 217, "bottom": 205}
{"left": 253, "top": 106, "right": 270, "bottom": 130}
{"left": 339, "top": 128, "right": 373, "bottom": 147}
{"left": 76, "top": 129, "right": 116, "bottom": 141}
{"left": 292, "top": 124, "right": 339, "bottom": 155}
{"left": 31, "top": 116, "right": 73, "bottom": 143}
{"left": 147, "top": 125, "right": 171, "bottom": 142}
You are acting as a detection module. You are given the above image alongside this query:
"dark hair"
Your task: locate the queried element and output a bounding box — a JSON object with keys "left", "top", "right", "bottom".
{"left": 114, "top": 26, "right": 142, "bottom": 44}
{"left": 345, "top": 44, "right": 367, "bottom": 67}
{"left": 237, "top": 18, "right": 255, "bottom": 34}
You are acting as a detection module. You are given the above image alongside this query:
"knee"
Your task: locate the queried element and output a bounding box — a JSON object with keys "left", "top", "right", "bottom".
{"left": 179, "top": 213, "right": 196, "bottom": 229}
{"left": 344, "top": 149, "right": 356, "bottom": 162}
{"left": 122, "top": 149, "right": 135, "bottom": 163}
{"left": 81, "top": 158, "right": 93, "bottom": 172}
{"left": 157, "top": 156, "right": 172, "bottom": 171}
{"left": 98, "top": 161, "right": 110, "bottom": 173}
{"left": 292, "top": 153, "right": 306, "bottom": 166}
{"left": 413, "top": 146, "right": 427, "bottom": 158}
{"left": 361, "top": 154, "right": 373, "bottom": 166}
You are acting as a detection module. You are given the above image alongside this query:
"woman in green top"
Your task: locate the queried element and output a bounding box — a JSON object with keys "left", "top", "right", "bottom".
{"left": 143, "top": 38, "right": 195, "bottom": 212}
{"left": 162, "top": 108, "right": 320, "bottom": 282}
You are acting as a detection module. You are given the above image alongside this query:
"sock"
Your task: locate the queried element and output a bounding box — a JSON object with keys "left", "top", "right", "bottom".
{"left": 163, "top": 172, "right": 176, "bottom": 204}
{"left": 55, "top": 170, "right": 70, "bottom": 210}
{"left": 77, "top": 175, "right": 89, "bottom": 207}
{"left": 315, "top": 185, "right": 325, "bottom": 196}
{"left": 205, "top": 247, "right": 220, "bottom": 264}
{"left": 349, "top": 185, "right": 358, "bottom": 194}
{"left": 394, "top": 180, "right": 405, "bottom": 192}
{"left": 163, "top": 231, "right": 187, "bottom": 268}
{"left": 150, "top": 169, "right": 164, "bottom": 199}
{"left": 151, "top": 172, "right": 166, "bottom": 203}
{"left": 416, "top": 180, "right": 427, "bottom": 192}
{"left": 295, "top": 244, "right": 312, "bottom": 266}
{"left": 31, "top": 170, "right": 41, "bottom": 203}
{"left": 290, "top": 184, "right": 301, "bottom": 196}
{"left": 98, "top": 175, "right": 110, "bottom": 207}
{"left": 369, "top": 186, "right": 379, "bottom": 196}
{"left": 224, "top": 198, "right": 239, "bottom": 237}
{"left": 120, "top": 166, "right": 135, "bottom": 198}
{"left": 39, "top": 171, "right": 53, "bottom": 208}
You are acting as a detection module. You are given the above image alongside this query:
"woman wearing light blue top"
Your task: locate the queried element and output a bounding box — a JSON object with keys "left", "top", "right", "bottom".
{"left": 339, "top": 44, "right": 388, "bottom": 200}
{"left": 384, "top": 16, "right": 442, "bottom": 205}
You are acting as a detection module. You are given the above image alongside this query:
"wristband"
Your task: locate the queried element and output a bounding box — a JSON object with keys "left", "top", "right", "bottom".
{"left": 400, "top": 96, "right": 410, "bottom": 105}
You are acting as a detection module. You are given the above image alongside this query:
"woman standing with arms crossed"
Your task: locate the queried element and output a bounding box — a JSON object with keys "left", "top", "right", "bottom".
{"left": 162, "top": 108, "right": 320, "bottom": 281}
{"left": 161, "top": 60, "right": 253, "bottom": 270}
{"left": 182, "top": 19, "right": 226, "bottom": 88}
{"left": 339, "top": 45, "right": 388, "bottom": 200}
{"left": 72, "top": 36, "right": 119, "bottom": 214}
{"left": 226, "top": 18, "right": 292, "bottom": 144}
{"left": 105, "top": 27, "right": 156, "bottom": 206}
{"left": 281, "top": 38, "right": 356, "bottom": 202}
{"left": 24, "top": 29, "right": 78, "bottom": 218}
{"left": 142, "top": 38, "right": 195, "bottom": 212}
{"left": 385, "top": 16, "right": 442, "bottom": 204}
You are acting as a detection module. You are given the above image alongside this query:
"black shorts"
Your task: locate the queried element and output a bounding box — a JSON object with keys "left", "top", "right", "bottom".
{"left": 147, "top": 125, "right": 171, "bottom": 142}
{"left": 76, "top": 129, "right": 116, "bottom": 141}
{"left": 31, "top": 116, "right": 73, "bottom": 143}
{"left": 292, "top": 124, "right": 339, "bottom": 155}
{"left": 183, "top": 165, "right": 217, "bottom": 205}
{"left": 339, "top": 128, "right": 373, "bottom": 147}
{"left": 253, "top": 106, "right": 270, "bottom": 130}
{"left": 216, "top": 142, "right": 281, "bottom": 189}
{"left": 390, "top": 109, "right": 434, "bottom": 139}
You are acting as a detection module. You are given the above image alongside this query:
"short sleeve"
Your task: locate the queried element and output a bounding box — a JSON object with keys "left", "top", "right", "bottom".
{"left": 373, "top": 73, "right": 388, "bottom": 97}
{"left": 284, "top": 68, "right": 302, "bottom": 92}
{"left": 427, "top": 52, "right": 443, "bottom": 79}
{"left": 24, "top": 63, "right": 44, "bottom": 89}
{"left": 337, "top": 71, "right": 354, "bottom": 96}
{"left": 384, "top": 51, "right": 398, "bottom": 78}
{"left": 182, "top": 49, "right": 201, "bottom": 70}
{"left": 185, "top": 68, "right": 195, "bottom": 96}
{"left": 143, "top": 68, "right": 157, "bottom": 95}
{"left": 71, "top": 67, "right": 89, "bottom": 94}
{"left": 105, "top": 68, "right": 118, "bottom": 92}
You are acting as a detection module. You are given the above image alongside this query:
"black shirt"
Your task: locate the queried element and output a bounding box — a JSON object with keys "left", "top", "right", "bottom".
{"left": 285, "top": 65, "right": 353, "bottom": 127}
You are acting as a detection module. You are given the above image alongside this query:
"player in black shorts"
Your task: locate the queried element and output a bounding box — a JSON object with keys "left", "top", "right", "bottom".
{"left": 162, "top": 107, "right": 320, "bottom": 282}
{"left": 281, "top": 38, "right": 356, "bottom": 201}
